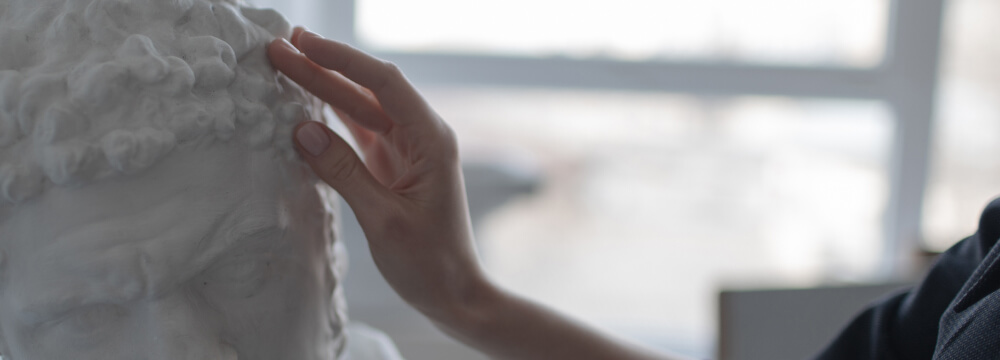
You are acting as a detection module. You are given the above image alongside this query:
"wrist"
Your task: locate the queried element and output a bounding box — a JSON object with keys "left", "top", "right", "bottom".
{"left": 431, "top": 273, "right": 506, "bottom": 341}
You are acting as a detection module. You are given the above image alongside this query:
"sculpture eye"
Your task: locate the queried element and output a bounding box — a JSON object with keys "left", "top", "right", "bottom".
{"left": 215, "top": 257, "right": 268, "bottom": 282}
{"left": 44, "top": 304, "right": 125, "bottom": 347}
{"left": 203, "top": 254, "right": 272, "bottom": 298}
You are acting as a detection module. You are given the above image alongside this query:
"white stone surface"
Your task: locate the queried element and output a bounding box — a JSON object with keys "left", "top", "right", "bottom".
{"left": 0, "top": 1, "right": 398, "bottom": 358}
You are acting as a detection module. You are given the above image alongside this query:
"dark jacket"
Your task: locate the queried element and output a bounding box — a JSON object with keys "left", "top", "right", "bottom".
{"left": 816, "top": 197, "right": 1000, "bottom": 359}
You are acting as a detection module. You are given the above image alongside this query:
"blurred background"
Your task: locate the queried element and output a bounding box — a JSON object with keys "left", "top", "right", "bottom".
{"left": 253, "top": 0, "right": 1000, "bottom": 358}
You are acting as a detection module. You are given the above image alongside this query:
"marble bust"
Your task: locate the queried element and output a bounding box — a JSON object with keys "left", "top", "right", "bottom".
{"left": 0, "top": 0, "right": 398, "bottom": 358}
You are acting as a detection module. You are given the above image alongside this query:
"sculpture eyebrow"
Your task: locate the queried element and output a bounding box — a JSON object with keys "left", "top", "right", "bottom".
{"left": 228, "top": 215, "right": 284, "bottom": 244}
{"left": 20, "top": 298, "right": 80, "bottom": 325}
{"left": 200, "top": 199, "right": 278, "bottom": 246}
{"left": 20, "top": 291, "right": 132, "bottom": 327}
{"left": 217, "top": 224, "right": 286, "bottom": 257}
{"left": 186, "top": 200, "right": 286, "bottom": 273}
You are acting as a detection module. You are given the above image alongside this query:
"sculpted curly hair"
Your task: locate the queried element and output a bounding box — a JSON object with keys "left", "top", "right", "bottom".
{"left": 0, "top": 0, "right": 322, "bottom": 204}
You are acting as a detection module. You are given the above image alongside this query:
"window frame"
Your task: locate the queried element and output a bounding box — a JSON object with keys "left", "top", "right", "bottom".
{"left": 309, "top": 0, "right": 946, "bottom": 277}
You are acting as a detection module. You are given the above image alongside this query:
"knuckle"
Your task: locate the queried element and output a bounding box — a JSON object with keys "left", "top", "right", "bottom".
{"left": 376, "top": 61, "right": 404, "bottom": 90}
{"left": 439, "top": 121, "right": 458, "bottom": 140}
{"left": 435, "top": 124, "right": 460, "bottom": 162}
{"left": 323, "top": 151, "right": 359, "bottom": 182}
{"left": 439, "top": 139, "right": 460, "bottom": 164}
{"left": 439, "top": 144, "right": 460, "bottom": 165}
{"left": 381, "top": 61, "right": 403, "bottom": 78}
{"left": 342, "top": 102, "right": 365, "bottom": 120}
{"left": 302, "top": 74, "right": 322, "bottom": 92}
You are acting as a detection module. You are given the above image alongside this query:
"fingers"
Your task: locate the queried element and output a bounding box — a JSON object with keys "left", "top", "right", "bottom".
{"left": 293, "top": 121, "right": 390, "bottom": 211}
{"left": 294, "top": 31, "right": 435, "bottom": 127}
{"left": 291, "top": 27, "right": 306, "bottom": 47}
{"left": 269, "top": 38, "right": 394, "bottom": 134}
{"left": 332, "top": 107, "right": 377, "bottom": 149}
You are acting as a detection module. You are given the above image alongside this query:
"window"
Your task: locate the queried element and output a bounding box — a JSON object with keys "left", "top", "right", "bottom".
{"left": 433, "top": 88, "right": 891, "bottom": 355}
{"left": 257, "top": 0, "right": 946, "bottom": 358}
{"left": 357, "top": 0, "right": 888, "bottom": 66}
{"left": 923, "top": 0, "right": 1000, "bottom": 251}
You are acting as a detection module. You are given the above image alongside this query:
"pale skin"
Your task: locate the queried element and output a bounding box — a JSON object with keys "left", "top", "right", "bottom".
{"left": 268, "top": 29, "right": 686, "bottom": 360}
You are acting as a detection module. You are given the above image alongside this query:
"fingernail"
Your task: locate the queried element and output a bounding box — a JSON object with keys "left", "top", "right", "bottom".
{"left": 302, "top": 30, "right": 324, "bottom": 39}
{"left": 296, "top": 122, "right": 330, "bottom": 156}
{"left": 276, "top": 38, "right": 300, "bottom": 53}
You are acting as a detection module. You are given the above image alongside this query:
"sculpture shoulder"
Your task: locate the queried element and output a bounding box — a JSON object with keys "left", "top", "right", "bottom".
{"left": 343, "top": 323, "right": 406, "bottom": 360}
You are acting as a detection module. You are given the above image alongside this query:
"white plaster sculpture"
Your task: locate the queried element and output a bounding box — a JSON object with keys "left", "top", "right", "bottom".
{"left": 0, "top": 0, "right": 401, "bottom": 358}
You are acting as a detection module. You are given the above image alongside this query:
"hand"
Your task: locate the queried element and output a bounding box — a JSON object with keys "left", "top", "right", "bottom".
{"left": 268, "top": 29, "right": 679, "bottom": 360}
{"left": 267, "top": 29, "right": 493, "bottom": 325}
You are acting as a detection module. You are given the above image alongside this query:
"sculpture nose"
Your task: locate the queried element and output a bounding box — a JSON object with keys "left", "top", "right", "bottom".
{"left": 143, "top": 294, "right": 238, "bottom": 360}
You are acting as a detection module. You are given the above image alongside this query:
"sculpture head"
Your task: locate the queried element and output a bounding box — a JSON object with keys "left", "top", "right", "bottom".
{"left": 0, "top": 0, "right": 346, "bottom": 358}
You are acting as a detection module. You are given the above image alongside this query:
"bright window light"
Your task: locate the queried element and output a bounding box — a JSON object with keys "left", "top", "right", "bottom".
{"left": 924, "top": 0, "right": 1000, "bottom": 251}
{"left": 426, "top": 87, "right": 893, "bottom": 357}
{"left": 358, "top": 0, "right": 889, "bottom": 66}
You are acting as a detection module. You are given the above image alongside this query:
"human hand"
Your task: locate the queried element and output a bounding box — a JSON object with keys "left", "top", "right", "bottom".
{"left": 268, "top": 29, "right": 681, "bottom": 360}
{"left": 267, "top": 29, "right": 494, "bottom": 326}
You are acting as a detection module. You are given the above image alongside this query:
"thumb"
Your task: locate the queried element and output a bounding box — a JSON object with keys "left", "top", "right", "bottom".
{"left": 293, "top": 121, "right": 388, "bottom": 209}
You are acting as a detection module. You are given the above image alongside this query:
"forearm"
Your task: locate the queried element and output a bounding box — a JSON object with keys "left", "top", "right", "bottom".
{"left": 434, "top": 281, "right": 687, "bottom": 360}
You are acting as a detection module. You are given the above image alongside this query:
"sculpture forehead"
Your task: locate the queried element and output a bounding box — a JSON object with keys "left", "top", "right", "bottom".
{"left": 0, "top": 143, "right": 302, "bottom": 282}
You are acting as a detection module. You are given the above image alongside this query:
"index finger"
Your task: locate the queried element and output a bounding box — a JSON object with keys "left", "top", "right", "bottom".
{"left": 268, "top": 38, "right": 394, "bottom": 134}
{"left": 296, "top": 31, "right": 436, "bottom": 127}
